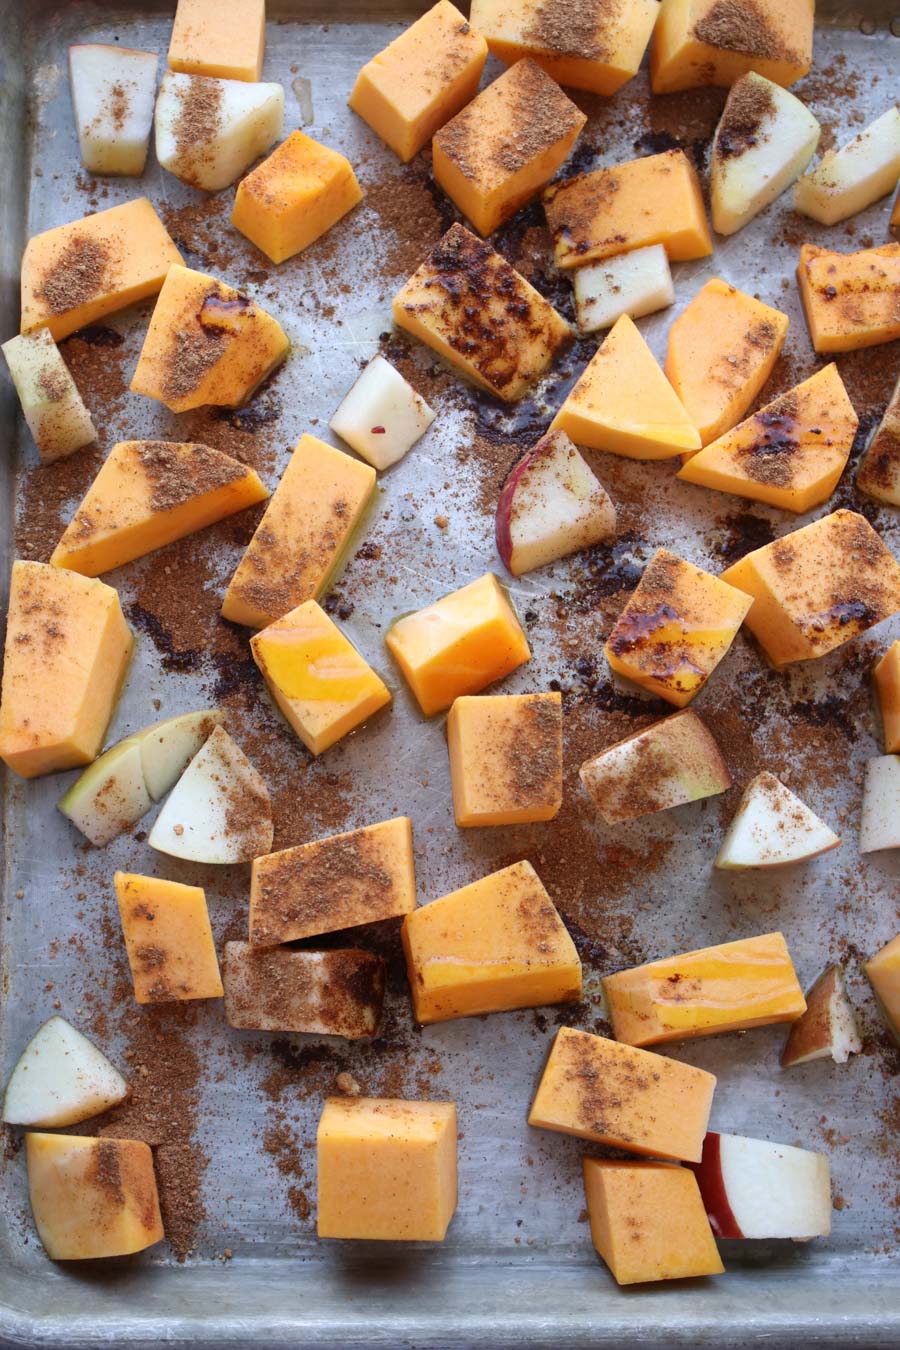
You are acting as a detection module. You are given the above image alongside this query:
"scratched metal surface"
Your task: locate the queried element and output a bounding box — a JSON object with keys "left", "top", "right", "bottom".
{"left": 0, "top": 1, "right": 899, "bottom": 1346}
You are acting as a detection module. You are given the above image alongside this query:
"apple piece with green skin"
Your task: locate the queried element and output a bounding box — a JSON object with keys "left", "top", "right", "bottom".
{"left": 138, "top": 708, "right": 224, "bottom": 799}
{"left": 572, "top": 244, "right": 674, "bottom": 334}
{"left": 859, "top": 754, "right": 900, "bottom": 854}
{"left": 155, "top": 72, "right": 284, "bottom": 192}
{"left": 69, "top": 44, "right": 158, "bottom": 176}
{"left": 495, "top": 429, "right": 616, "bottom": 577}
{"left": 149, "top": 725, "right": 273, "bottom": 863}
{"left": 329, "top": 354, "right": 436, "bottom": 471}
{"left": 794, "top": 104, "right": 900, "bottom": 226}
{"left": 781, "top": 965, "right": 862, "bottom": 1068}
{"left": 688, "top": 1132, "right": 831, "bottom": 1240}
{"left": 3, "top": 1016, "right": 129, "bottom": 1128}
{"left": 579, "top": 710, "right": 731, "bottom": 824}
{"left": 715, "top": 771, "right": 840, "bottom": 869}
{"left": 1, "top": 328, "right": 96, "bottom": 462}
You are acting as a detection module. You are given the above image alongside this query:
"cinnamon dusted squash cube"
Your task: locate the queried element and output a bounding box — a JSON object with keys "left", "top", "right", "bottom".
{"left": 432, "top": 60, "right": 585, "bottom": 237}
{"left": 797, "top": 243, "right": 900, "bottom": 353}
{"left": 168, "top": 0, "right": 265, "bottom": 81}
{"left": 721, "top": 510, "right": 900, "bottom": 668}
{"left": 604, "top": 549, "right": 751, "bottom": 707}
{"left": 874, "top": 641, "right": 900, "bottom": 754}
{"left": 114, "top": 872, "right": 223, "bottom": 1005}
{"left": 857, "top": 374, "right": 900, "bottom": 506}
{"left": 651, "top": 0, "right": 814, "bottom": 94}
{"left": 447, "top": 692, "right": 562, "bottom": 826}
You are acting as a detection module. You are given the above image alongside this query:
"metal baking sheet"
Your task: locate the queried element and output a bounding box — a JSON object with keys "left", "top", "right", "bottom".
{"left": 1, "top": 1, "right": 899, "bottom": 1345}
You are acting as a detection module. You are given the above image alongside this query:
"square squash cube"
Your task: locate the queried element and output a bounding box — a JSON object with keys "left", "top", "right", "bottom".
{"left": 797, "top": 243, "right": 900, "bottom": 353}
{"left": 447, "top": 692, "right": 562, "bottom": 826}
{"left": 168, "top": 0, "right": 265, "bottom": 81}
{"left": 317, "top": 1097, "right": 458, "bottom": 1240}
{"left": 114, "top": 872, "right": 223, "bottom": 1004}
{"left": 650, "top": 0, "right": 813, "bottom": 94}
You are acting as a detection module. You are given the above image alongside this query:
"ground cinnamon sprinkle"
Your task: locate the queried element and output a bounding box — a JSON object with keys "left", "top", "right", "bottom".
{"left": 694, "top": 0, "right": 796, "bottom": 63}
{"left": 171, "top": 76, "right": 223, "bottom": 187}
{"left": 37, "top": 236, "right": 111, "bottom": 316}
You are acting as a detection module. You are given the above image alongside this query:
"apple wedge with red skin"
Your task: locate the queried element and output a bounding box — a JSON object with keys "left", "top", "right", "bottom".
{"left": 689, "top": 1132, "right": 832, "bottom": 1240}
{"left": 495, "top": 428, "right": 616, "bottom": 577}
{"left": 781, "top": 964, "right": 862, "bottom": 1068}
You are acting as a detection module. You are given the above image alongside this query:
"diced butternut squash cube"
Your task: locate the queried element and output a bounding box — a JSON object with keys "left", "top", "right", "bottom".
{"left": 677, "top": 364, "right": 858, "bottom": 513}
{"left": 223, "top": 943, "right": 385, "bottom": 1037}
{"left": 603, "top": 931, "right": 806, "bottom": 1048}
{"left": 392, "top": 223, "right": 571, "bottom": 402}
{"left": 168, "top": 0, "right": 265, "bottom": 81}
{"left": 583, "top": 1159, "right": 724, "bottom": 1285}
{"left": 433, "top": 60, "right": 585, "bottom": 237}
{"left": 317, "top": 1097, "right": 457, "bottom": 1240}
{"left": 386, "top": 572, "right": 530, "bottom": 716}
{"left": 402, "top": 860, "right": 581, "bottom": 1023}
{"left": 550, "top": 313, "right": 701, "bottom": 460}
{"left": 528, "top": 1026, "right": 716, "bottom": 1161}
{"left": 20, "top": 198, "right": 183, "bottom": 342}
{"left": 250, "top": 815, "right": 415, "bottom": 945}
{"left": 0, "top": 561, "right": 133, "bottom": 778}
{"left": 665, "top": 279, "right": 789, "bottom": 447}
{"left": 231, "top": 131, "right": 362, "bottom": 264}
{"left": 469, "top": 0, "right": 659, "bottom": 96}
{"left": 544, "top": 150, "right": 713, "bottom": 269}
{"left": 114, "top": 872, "right": 223, "bottom": 1005}
{"left": 720, "top": 509, "right": 900, "bottom": 668}
{"left": 349, "top": 1, "right": 487, "bottom": 163}
{"left": 447, "top": 692, "right": 562, "bottom": 826}
{"left": 797, "top": 242, "right": 900, "bottom": 353}
{"left": 605, "top": 548, "right": 751, "bottom": 707}
{"left": 650, "top": 0, "right": 814, "bottom": 94}
{"left": 26, "top": 1134, "right": 163, "bottom": 1260}
{"left": 223, "top": 434, "right": 375, "bottom": 629}
{"left": 865, "top": 933, "right": 900, "bottom": 1043}
{"left": 857, "top": 374, "right": 900, "bottom": 506}
{"left": 874, "top": 641, "right": 900, "bottom": 754}
{"left": 49, "top": 440, "right": 268, "bottom": 576}
{"left": 130, "top": 263, "right": 289, "bottom": 413}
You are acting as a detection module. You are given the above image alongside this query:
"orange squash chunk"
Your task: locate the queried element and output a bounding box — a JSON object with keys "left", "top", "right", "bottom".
{"left": 433, "top": 60, "right": 585, "bottom": 237}
{"left": 665, "top": 279, "right": 789, "bottom": 447}
{"left": 550, "top": 314, "right": 701, "bottom": 459}
{"left": 447, "top": 692, "right": 562, "bottom": 826}
{"left": 650, "top": 0, "right": 814, "bottom": 94}
{"left": 349, "top": 1, "right": 487, "bottom": 163}
{"left": 168, "top": 0, "right": 265, "bottom": 81}
{"left": 857, "top": 374, "right": 900, "bottom": 505}
{"left": 222, "top": 434, "right": 376, "bottom": 629}
{"left": 797, "top": 242, "right": 900, "bottom": 353}
{"left": 0, "top": 562, "right": 132, "bottom": 779}
{"left": 874, "top": 641, "right": 900, "bottom": 754}
{"left": 232, "top": 131, "right": 362, "bottom": 264}
{"left": 865, "top": 933, "right": 900, "bottom": 1043}
{"left": 721, "top": 509, "right": 900, "bottom": 668}
{"left": 114, "top": 872, "right": 223, "bottom": 1005}
{"left": 385, "top": 573, "right": 530, "bottom": 716}
{"left": 49, "top": 440, "right": 268, "bottom": 576}
{"left": 529, "top": 1026, "right": 716, "bottom": 1162}
{"left": 677, "top": 364, "right": 858, "bottom": 513}
{"left": 583, "top": 1160, "right": 724, "bottom": 1285}
{"left": 605, "top": 549, "right": 751, "bottom": 707}
{"left": 544, "top": 150, "right": 713, "bottom": 269}
{"left": 20, "top": 198, "right": 183, "bottom": 342}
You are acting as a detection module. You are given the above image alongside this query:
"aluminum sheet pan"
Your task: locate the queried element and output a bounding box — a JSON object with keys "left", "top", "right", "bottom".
{"left": 1, "top": 1, "right": 899, "bottom": 1346}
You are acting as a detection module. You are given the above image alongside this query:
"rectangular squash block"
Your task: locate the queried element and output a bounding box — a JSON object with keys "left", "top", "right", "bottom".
{"left": 386, "top": 572, "right": 530, "bottom": 716}
{"left": 544, "top": 149, "right": 713, "bottom": 269}
{"left": 250, "top": 599, "right": 391, "bottom": 754}
{"left": 528, "top": 1026, "right": 716, "bottom": 1161}
{"left": 168, "top": 0, "right": 265, "bottom": 81}
{"left": 114, "top": 872, "right": 223, "bottom": 1005}
{"left": 583, "top": 1159, "right": 724, "bottom": 1285}
{"left": 392, "top": 223, "right": 571, "bottom": 402}
{"left": 720, "top": 509, "right": 900, "bottom": 668}
{"left": 865, "top": 933, "right": 900, "bottom": 1043}
{"left": 222, "top": 434, "right": 376, "bottom": 629}
{"left": 401, "top": 860, "right": 581, "bottom": 1023}
{"left": 348, "top": 1, "right": 488, "bottom": 162}
{"left": 447, "top": 692, "right": 562, "bottom": 826}
{"left": 798, "top": 243, "right": 900, "bottom": 353}
{"left": 20, "top": 198, "right": 183, "bottom": 341}
{"left": 249, "top": 815, "right": 415, "bottom": 945}
{"left": 0, "top": 561, "right": 133, "bottom": 778}
{"left": 874, "top": 641, "right": 900, "bottom": 754}
{"left": 650, "top": 0, "right": 814, "bottom": 94}
{"left": 317, "top": 1097, "right": 457, "bottom": 1240}
{"left": 432, "top": 60, "right": 585, "bottom": 237}
{"left": 223, "top": 942, "right": 385, "bottom": 1038}
{"left": 603, "top": 931, "right": 806, "bottom": 1047}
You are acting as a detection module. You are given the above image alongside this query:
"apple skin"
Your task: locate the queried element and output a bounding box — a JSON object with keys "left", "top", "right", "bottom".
{"left": 689, "top": 1132, "right": 743, "bottom": 1238}
{"left": 495, "top": 453, "right": 526, "bottom": 573}
{"left": 781, "top": 964, "right": 862, "bottom": 1068}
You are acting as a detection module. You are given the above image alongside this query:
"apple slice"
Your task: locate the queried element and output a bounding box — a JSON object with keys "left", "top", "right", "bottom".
{"left": 3, "top": 1016, "right": 128, "bottom": 1127}
{"left": 572, "top": 244, "right": 675, "bottom": 334}
{"left": 781, "top": 965, "right": 862, "bottom": 1068}
{"left": 711, "top": 73, "right": 820, "bottom": 236}
{"left": 715, "top": 771, "right": 840, "bottom": 869}
{"left": 794, "top": 104, "right": 900, "bottom": 226}
{"left": 137, "top": 708, "right": 225, "bottom": 799}
{"left": 495, "top": 428, "right": 616, "bottom": 577}
{"left": 859, "top": 754, "right": 900, "bottom": 853}
{"left": 68, "top": 44, "right": 158, "bottom": 176}
{"left": 689, "top": 1132, "right": 831, "bottom": 1240}
{"left": 148, "top": 725, "right": 273, "bottom": 863}
{"left": 329, "top": 355, "right": 436, "bottom": 471}
{"left": 155, "top": 72, "right": 284, "bottom": 192}
{"left": 1, "top": 328, "right": 96, "bottom": 463}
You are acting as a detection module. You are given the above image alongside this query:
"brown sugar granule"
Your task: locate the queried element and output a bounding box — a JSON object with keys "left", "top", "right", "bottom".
{"left": 135, "top": 440, "right": 247, "bottom": 513}
{"left": 37, "top": 236, "right": 111, "bottom": 316}
{"left": 715, "top": 75, "right": 776, "bottom": 161}
{"left": 694, "top": 0, "right": 796, "bottom": 63}
{"left": 523, "top": 0, "right": 615, "bottom": 61}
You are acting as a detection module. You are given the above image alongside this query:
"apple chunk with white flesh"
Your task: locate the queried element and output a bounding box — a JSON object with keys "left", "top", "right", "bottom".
{"left": 781, "top": 965, "right": 862, "bottom": 1068}
{"left": 155, "top": 72, "right": 284, "bottom": 192}
{"left": 715, "top": 771, "right": 840, "bottom": 869}
{"left": 3, "top": 1016, "right": 128, "bottom": 1127}
{"left": 69, "top": 44, "right": 158, "bottom": 176}
{"left": 149, "top": 725, "right": 273, "bottom": 863}
{"left": 2, "top": 329, "right": 96, "bottom": 463}
{"left": 572, "top": 245, "right": 674, "bottom": 334}
{"left": 859, "top": 755, "right": 900, "bottom": 853}
{"left": 711, "top": 73, "right": 820, "bottom": 236}
{"left": 495, "top": 429, "right": 616, "bottom": 577}
{"left": 329, "top": 355, "right": 436, "bottom": 470}
{"left": 689, "top": 1132, "right": 831, "bottom": 1240}
{"left": 794, "top": 104, "right": 900, "bottom": 225}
